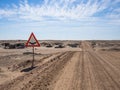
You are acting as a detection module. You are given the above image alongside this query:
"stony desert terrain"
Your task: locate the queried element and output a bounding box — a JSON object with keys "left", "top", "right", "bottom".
{"left": 0, "top": 40, "right": 120, "bottom": 90}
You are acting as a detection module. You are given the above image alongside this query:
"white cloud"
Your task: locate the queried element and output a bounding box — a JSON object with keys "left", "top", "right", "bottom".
{"left": 0, "top": 9, "right": 16, "bottom": 17}
{"left": 0, "top": 0, "right": 119, "bottom": 21}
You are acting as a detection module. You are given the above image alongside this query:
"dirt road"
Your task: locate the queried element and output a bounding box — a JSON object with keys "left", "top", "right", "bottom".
{"left": 0, "top": 41, "right": 120, "bottom": 90}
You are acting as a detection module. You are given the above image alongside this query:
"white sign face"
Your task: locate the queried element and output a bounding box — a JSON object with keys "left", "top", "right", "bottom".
{"left": 29, "top": 35, "right": 36, "bottom": 44}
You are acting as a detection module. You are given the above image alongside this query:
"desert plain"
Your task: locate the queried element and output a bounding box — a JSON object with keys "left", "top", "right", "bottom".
{"left": 0, "top": 40, "right": 120, "bottom": 90}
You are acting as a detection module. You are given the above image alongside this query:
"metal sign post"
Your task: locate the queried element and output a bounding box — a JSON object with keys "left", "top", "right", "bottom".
{"left": 31, "top": 46, "right": 34, "bottom": 68}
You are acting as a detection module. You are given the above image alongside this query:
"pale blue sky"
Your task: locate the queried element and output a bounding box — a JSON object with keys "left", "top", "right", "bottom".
{"left": 0, "top": 0, "right": 120, "bottom": 40}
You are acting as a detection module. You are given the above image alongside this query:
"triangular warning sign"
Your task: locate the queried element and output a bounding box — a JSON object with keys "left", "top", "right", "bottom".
{"left": 26, "top": 32, "right": 40, "bottom": 47}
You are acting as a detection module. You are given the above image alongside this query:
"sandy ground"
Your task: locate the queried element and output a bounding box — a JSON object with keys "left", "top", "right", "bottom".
{"left": 0, "top": 41, "right": 120, "bottom": 90}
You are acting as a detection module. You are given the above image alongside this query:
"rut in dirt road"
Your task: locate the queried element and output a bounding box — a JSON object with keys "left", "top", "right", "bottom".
{"left": 52, "top": 52, "right": 81, "bottom": 90}
{"left": 82, "top": 41, "right": 120, "bottom": 90}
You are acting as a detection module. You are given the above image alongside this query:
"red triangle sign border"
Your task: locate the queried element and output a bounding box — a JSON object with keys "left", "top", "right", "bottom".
{"left": 26, "top": 32, "right": 40, "bottom": 47}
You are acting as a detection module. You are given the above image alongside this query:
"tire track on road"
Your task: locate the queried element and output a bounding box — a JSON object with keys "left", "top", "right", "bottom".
{"left": 52, "top": 52, "right": 80, "bottom": 90}
{"left": 88, "top": 51, "right": 120, "bottom": 90}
